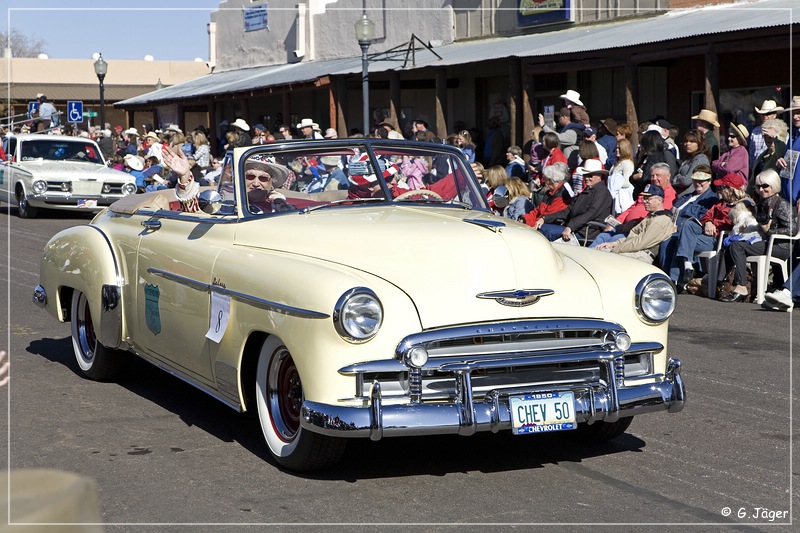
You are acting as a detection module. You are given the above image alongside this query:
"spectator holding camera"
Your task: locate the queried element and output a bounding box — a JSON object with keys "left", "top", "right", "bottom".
{"left": 717, "top": 169, "right": 796, "bottom": 302}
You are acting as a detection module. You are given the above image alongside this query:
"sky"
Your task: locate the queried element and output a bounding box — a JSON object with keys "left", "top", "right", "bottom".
{"left": 3, "top": 1, "right": 222, "bottom": 61}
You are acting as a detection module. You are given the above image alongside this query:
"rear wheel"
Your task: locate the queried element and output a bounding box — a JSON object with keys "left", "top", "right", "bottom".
{"left": 16, "top": 189, "right": 39, "bottom": 219}
{"left": 71, "top": 291, "right": 127, "bottom": 381}
{"left": 255, "top": 336, "right": 346, "bottom": 471}
{"left": 572, "top": 417, "right": 633, "bottom": 443}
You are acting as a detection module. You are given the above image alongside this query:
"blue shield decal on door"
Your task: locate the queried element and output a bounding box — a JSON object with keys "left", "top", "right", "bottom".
{"left": 144, "top": 284, "right": 161, "bottom": 335}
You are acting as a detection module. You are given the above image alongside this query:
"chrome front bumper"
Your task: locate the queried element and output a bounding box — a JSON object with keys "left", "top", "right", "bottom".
{"left": 301, "top": 358, "right": 684, "bottom": 441}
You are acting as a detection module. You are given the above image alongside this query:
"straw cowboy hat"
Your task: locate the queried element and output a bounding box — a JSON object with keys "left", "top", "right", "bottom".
{"left": 296, "top": 118, "right": 319, "bottom": 130}
{"left": 692, "top": 109, "right": 720, "bottom": 127}
{"left": 754, "top": 99, "right": 784, "bottom": 114}
{"left": 144, "top": 131, "right": 160, "bottom": 142}
{"left": 231, "top": 118, "right": 250, "bottom": 131}
{"left": 728, "top": 123, "right": 749, "bottom": 146}
{"left": 559, "top": 89, "right": 583, "bottom": 106}
{"left": 786, "top": 95, "right": 800, "bottom": 112}
{"left": 166, "top": 124, "right": 183, "bottom": 134}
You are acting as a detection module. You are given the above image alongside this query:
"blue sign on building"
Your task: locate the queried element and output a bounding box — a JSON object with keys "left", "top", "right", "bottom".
{"left": 67, "top": 101, "right": 84, "bottom": 123}
{"left": 28, "top": 101, "right": 39, "bottom": 117}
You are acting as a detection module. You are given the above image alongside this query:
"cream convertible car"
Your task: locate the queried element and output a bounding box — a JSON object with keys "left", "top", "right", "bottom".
{"left": 34, "top": 140, "right": 685, "bottom": 471}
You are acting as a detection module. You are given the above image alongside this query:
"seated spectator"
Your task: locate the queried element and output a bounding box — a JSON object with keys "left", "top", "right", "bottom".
{"left": 591, "top": 163, "right": 675, "bottom": 248}
{"left": 485, "top": 165, "right": 508, "bottom": 214}
{"left": 538, "top": 159, "right": 612, "bottom": 244}
{"left": 763, "top": 258, "right": 800, "bottom": 312}
{"left": 658, "top": 167, "right": 720, "bottom": 286}
{"left": 304, "top": 156, "right": 348, "bottom": 193}
{"left": 673, "top": 129, "right": 711, "bottom": 198}
{"left": 607, "top": 139, "right": 635, "bottom": 215}
{"left": 192, "top": 131, "right": 211, "bottom": 170}
{"left": 505, "top": 146, "right": 526, "bottom": 179}
{"left": 539, "top": 132, "right": 568, "bottom": 169}
{"left": 502, "top": 177, "right": 533, "bottom": 221}
{"left": 596, "top": 118, "right": 618, "bottom": 168}
{"left": 595, "top": 184, "right": 674, "bottom": 263}
{"left": 456, "top": 130, "right": 476, "bottom": 163}
{"left": 712, "top": 123, "right": 749, "bottom": 182}
{"left": 630, "top": 130, "right": 678, "bottom": 200}
{"left": 520, "top": 162, "right": 573, "bottom": 228}
{"left": 570, "top": 140, "right": 600, "bottom": 195}
{"left": 718, "top": 169, "right": 797, "bottom": 302}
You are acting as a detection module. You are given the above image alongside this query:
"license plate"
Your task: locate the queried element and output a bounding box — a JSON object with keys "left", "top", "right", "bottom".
{"left": 509, "top": 391, "right": 576, "bottom": 434}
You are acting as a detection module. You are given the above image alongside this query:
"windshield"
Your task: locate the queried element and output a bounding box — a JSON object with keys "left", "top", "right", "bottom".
{"left": 20, "top": 139, "right": 104, "bottom": 164}
{"left": 231, "top": 141, "right": 488, "bottom": 217}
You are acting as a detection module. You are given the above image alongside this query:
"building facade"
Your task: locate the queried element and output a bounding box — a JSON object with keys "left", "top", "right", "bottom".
{"left": 116, "top": 0, "right": 797, "bottom": 155}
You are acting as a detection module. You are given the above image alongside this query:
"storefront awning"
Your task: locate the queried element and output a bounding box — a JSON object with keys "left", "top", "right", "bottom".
{"left": 117, "top": 0, "right": 798, "bottom": 108}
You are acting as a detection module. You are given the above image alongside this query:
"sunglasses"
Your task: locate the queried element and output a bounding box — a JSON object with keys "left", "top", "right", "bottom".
{"left": 246, "top": 174, "right": 272, "bottom": 182}
{"left": 727, "top": 134, "right": 737, "bottom": 139}
{"left": 757, "top": 183, "right": 771, "bottom": 189}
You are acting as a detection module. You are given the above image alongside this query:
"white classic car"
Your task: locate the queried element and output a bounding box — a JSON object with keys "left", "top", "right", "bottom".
{"left": 0, "top": 134, "right": 137, "bottom": 218}
{"left": 34, "top": 140, "right": 684, "bottom": 471}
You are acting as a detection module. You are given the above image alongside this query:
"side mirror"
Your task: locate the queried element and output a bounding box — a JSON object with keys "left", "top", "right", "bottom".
{"left": 493, "top": 185, "right": 509, "bottom": 208}
{"left": 198, "top": 190, "right": 223, "bottom": 214}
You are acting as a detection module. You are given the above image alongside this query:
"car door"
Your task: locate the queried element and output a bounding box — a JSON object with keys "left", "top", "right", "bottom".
{"left": 134, "top": 212, "right": 237, "bottom": 384}
{"left": 0, "top": 137, "right": 19, "bottom": 205}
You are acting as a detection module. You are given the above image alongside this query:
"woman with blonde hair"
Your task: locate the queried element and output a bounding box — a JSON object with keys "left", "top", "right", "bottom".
{"left": 485, "top": 165, "right": 508, "bottom": 214}
{"left": 193, "top": 131, "right": 211, "bottom": 169}
{"left": 502, "top": 176, "right": 533, "bottom": 221}
{"left": 750, "top": 118, "right": 788, "bottom": 192}
{"left": 607, "top": 139, "right": 635, "bottom": 215}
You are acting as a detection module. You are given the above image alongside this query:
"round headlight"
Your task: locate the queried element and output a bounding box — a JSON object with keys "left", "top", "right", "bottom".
{"left": 635, "top": 274, "right": 676, "bottom": 324}
{"left": 334, "top": 288, "right": 383, "bottom": 343}
{"left": 121, "top": 183, "right": 137, "bottom": 196}
{"left": 32, "top": 180, "right": 47, "bottom": 194}
{"left": 102, "top": 183, "right": 111, "bottom": 194}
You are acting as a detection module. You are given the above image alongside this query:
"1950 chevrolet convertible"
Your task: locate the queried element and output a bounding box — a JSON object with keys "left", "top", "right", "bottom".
{"left": 34, "top": 140, "right": 684, "bottom": 471}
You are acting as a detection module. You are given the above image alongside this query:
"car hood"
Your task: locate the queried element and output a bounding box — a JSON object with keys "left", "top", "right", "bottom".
{"left": 19, "top": 160, "right": 133, "bottom": 181}
{"left": 234, "top": 206, "right": 604, "bottom": 329}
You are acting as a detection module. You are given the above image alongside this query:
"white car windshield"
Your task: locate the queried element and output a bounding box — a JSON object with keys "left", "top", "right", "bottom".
{"left": 229, "top": 142, "right": 487, "bottom": 217}
{"left": 20, "top": 139, "right": 104, "bottom": 165}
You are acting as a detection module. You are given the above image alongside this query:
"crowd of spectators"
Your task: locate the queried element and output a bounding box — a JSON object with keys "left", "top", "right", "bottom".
{"left": 2, "top": 91, "right": 798, "bottom": 310}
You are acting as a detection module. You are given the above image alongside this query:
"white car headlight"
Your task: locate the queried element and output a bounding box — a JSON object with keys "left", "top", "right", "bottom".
{"left": 635, "top": 274, "right": 676, "bottom": 324}
{"left": 121, "top": 183, "right": 137, "bottom": 196}
{"left": 32, "top": 180, "right": 47, "bottom": 194}
{"left": 334, "top": 288, "right": 383, "bottom": 343}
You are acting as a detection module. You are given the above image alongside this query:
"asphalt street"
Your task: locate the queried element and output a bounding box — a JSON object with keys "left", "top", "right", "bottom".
{"left": 0, "top": 206, "right": 798, "bottom": 532}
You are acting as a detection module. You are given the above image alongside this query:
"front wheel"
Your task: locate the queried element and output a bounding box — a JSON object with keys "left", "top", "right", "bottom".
{"left": 71, "top": 291, "right": 127, "bottom": 381}
{"left": 255, "top": 336, "right": 346, "bottom": 471}
{"left": 16, "top": 189, "right": 39, "bottom": 219}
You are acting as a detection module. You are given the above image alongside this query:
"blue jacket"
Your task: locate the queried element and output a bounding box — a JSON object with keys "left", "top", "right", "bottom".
{"left": 673, "top": 186, "right": 718, "bottom": 231}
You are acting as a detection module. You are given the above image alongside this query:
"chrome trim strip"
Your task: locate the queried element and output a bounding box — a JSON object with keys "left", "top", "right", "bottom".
{"left": 147, "top": 267, "right": 329, "bottom": 319}
{"left": 464, "top": 218, "right": 505, "bottom": 232}
{"left": 137, "top": 209, "right": 241, "bottom": 224}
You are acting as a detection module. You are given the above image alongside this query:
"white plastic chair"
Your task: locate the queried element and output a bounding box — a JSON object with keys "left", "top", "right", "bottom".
{"left": 697, "top": 231, "right": 726, "bottom": 300}
{"left": 745, "top": 228, "right": 800, "bottom": 304}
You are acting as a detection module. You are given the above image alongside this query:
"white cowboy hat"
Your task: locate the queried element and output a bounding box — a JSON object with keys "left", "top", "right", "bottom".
{"left": 575, "top": 158, "right": 608, "bottom": 175}
{"left": 691, "top": 109, "right": 720, "bottom": 128}
{"left": 123, "top": 127, "right": 139, "bottom": 136}
{"left": 166, "top": 124, "right": 183, "bottom": 134}
{"left": 124, "top": 154, "right": 144, "bottom": 171}
{"left": 296, "top": 118, "right": 318, "bottom": 129}
{"left": 231, "top": 118, "right": 250, "bottom": 131}
{"left": 754, "top": 100, "right": 785, "bottom": 114}
{"left": 559, "top": 89, "right": 583, "bottom": 106}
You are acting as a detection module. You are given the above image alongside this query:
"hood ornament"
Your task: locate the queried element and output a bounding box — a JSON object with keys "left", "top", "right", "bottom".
{"left": 477, "top": 289, "right": 554, "bottom": 307}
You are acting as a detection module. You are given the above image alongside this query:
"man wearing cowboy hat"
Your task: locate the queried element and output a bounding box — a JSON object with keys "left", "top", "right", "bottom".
{"left": 560, "top": 89, "right": 590, "bottom": 126}
{"left": 692, "top": 109, "right": 720, "bottom": 162}
{"left": 296, "top": 118, "right": 324, "bottom": 139}
{"left": 121, "top": 127, "right": 140, "bottom": 156}
{"left": 123, "top": 154, "right": 146, "bottom": 191}
{"left": 749, "top": 99, "right": 785, "bottom": 169}
{"left": 776, "top": 95, "right": 800, "bottom": 205}
{"left": 230, "top": 118, "right": 252, "bottom": 146}
{"left": 144, "top": 131, "right": 164, "bottom": 164}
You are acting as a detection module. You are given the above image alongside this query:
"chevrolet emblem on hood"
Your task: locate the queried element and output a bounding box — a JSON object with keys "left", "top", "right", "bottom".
{"left": 477, "top": 289, "right": 555, "bottom": 307}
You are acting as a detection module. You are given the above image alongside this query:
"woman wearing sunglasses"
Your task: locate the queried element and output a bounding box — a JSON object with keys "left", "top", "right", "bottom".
{"left": 718, "top": 169, "right": 796, "bottom": 302}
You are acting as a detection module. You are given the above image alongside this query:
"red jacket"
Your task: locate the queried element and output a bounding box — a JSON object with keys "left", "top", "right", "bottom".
{"left": 699, "top": 200, "right": 734, "bottom": 231}
{"left": 542, "top": 147, "right": 568, "bottom": 167}
{"left": 616, "top": 184, "right": 676, "bottom": 224}
{"left": 521, "top": 182, "right": 572, "bottom": 226}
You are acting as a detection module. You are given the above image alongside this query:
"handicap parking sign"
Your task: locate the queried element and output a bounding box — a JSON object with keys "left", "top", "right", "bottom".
{"left": 67, "top": 101, "right": 84, "bottom": 123}
{"left": 28, "top": 101, "right": 39, "bottom": 118}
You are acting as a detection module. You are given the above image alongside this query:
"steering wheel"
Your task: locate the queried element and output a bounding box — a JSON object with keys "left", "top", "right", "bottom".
{"left": 394, "top": 189, "right": 443, "bottom": 201}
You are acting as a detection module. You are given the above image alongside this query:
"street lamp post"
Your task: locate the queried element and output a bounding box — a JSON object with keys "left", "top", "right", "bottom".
{"left": 93, "top": 53, "right": 108, "bottom": 129}
{"left": 354, "top": 14, "right": 375, "bottom": 135}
